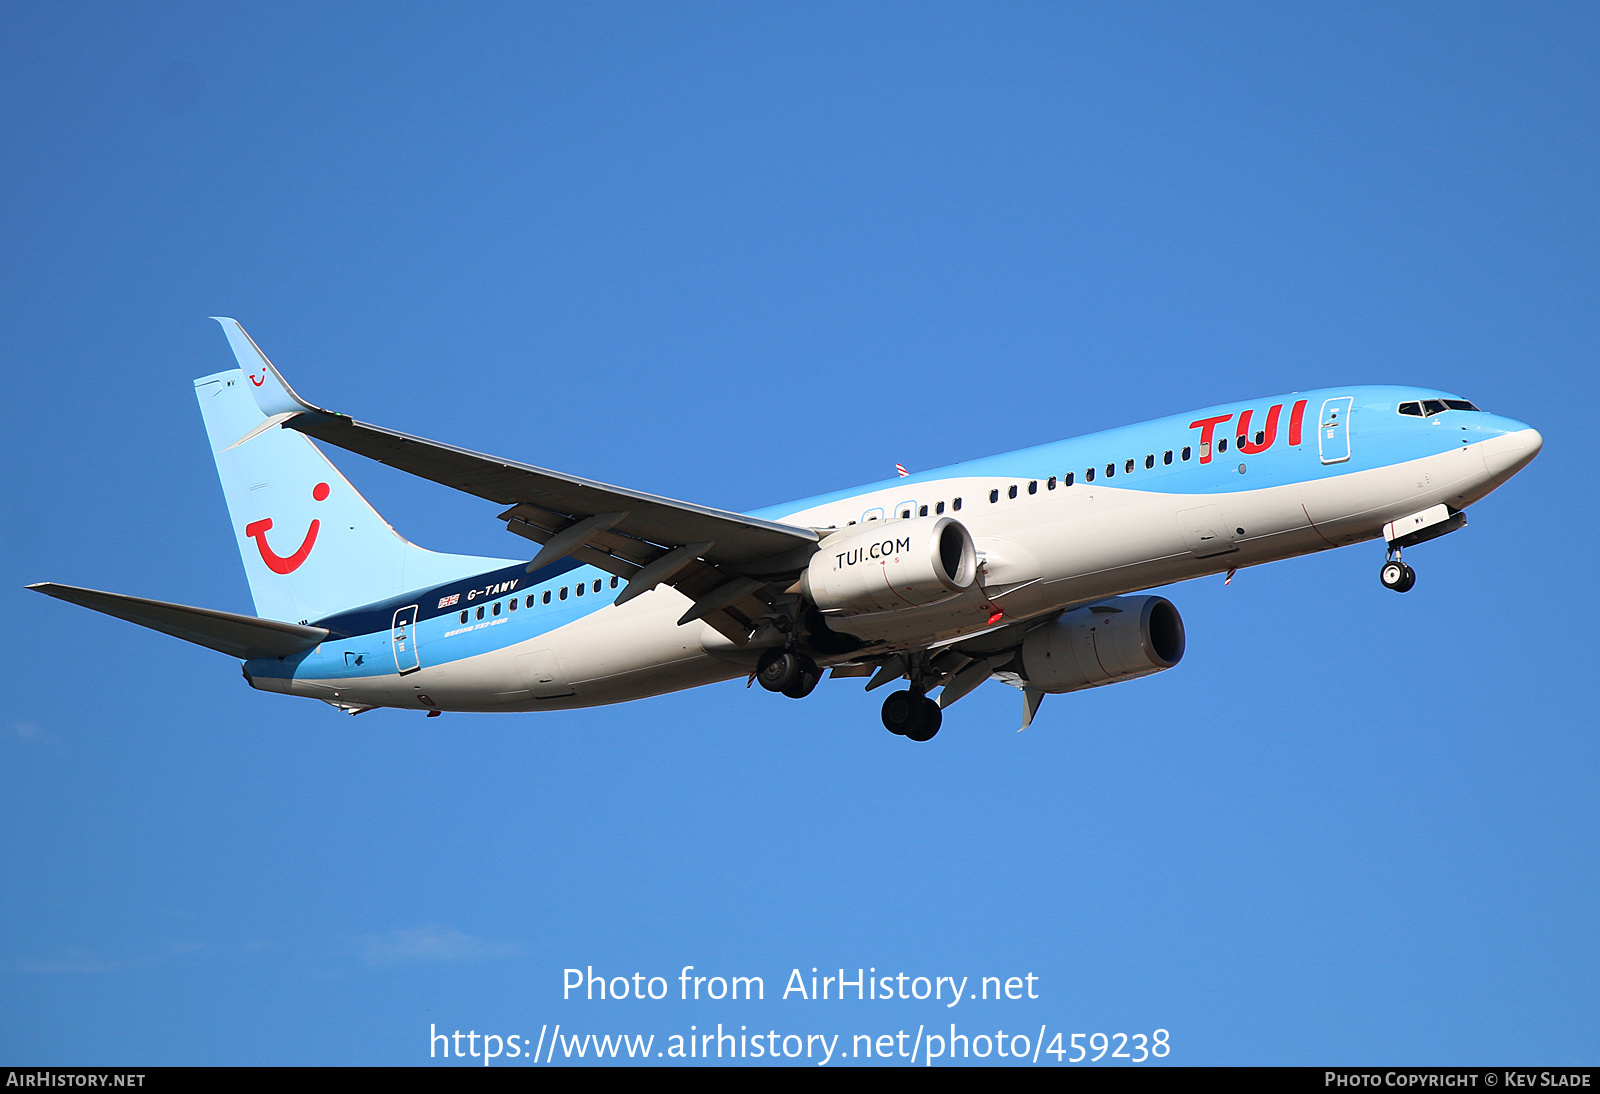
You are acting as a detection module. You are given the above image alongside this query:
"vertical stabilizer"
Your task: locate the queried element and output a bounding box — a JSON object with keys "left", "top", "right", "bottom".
{"left": 195, "top": 324, "right": 518, "bottom": 624}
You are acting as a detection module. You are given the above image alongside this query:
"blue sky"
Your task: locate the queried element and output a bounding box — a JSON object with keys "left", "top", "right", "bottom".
{"left": 2, "top": 2, "right": 1595, "bottom": 1066}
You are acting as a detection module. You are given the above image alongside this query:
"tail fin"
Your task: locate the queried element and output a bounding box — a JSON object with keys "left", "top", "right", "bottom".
{"left": 196, "top": 319, "right": 519, "bottom": 624}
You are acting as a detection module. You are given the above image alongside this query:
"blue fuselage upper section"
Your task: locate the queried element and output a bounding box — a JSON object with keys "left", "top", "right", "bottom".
{"left": 756, "top": 385, "right": 1527, "bottom": 514}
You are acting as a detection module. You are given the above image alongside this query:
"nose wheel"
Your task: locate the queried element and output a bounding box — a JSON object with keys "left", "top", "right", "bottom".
{"left": 1380, "top": 556, "right": 1416, "bottom": 593}
{"left": 881, "top": 689, "right": 941, "bottom": 741}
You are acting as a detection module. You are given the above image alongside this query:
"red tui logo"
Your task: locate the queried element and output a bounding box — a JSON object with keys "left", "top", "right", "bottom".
{"left": 244, "top": 483, "right": 329, "bottom": 574}
{"left": 1189, "top": 400, "right": 1309, "bottom": 463}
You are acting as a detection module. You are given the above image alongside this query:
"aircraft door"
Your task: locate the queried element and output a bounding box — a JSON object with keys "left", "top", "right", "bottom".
{"left": 1318, "top": 397, "right": 1354, "bottom": 464}
{"left": 391, "top": 605, "right": 421, "bottom": 675}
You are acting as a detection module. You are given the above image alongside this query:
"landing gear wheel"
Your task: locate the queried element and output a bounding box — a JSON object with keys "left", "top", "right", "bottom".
{"left": 1380, "top": 559, "right": 1408, "bottom": 591}
{"left": 759, "top": 649, "right": 821, "bottom": 697}
{"left": 881, "top": 691, "right": 941, "bottom": 741}
{"left": 757, "top": 648, "right": 802, "bottom": 693}
{"left": 1381, "top": 559, "right": 1417, "bottom": 592}
{"left": 781, "top": 659, "right": 821, "bottom": 699}
{"left": 904, "top": 698, "right": 942, "bottom": 742}
{"left": 881, "top": 690, "right": 916, "bottom": 735}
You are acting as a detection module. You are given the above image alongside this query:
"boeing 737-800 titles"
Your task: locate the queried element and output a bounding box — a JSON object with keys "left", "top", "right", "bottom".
{"left": 31, "top": 320, "right": 1543, "bottom": 740}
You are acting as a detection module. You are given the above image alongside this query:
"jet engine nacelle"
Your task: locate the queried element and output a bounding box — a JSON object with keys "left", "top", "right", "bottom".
{"left": 802, "top": 517, "right": 978, "bottom": 615}
{"left": 1020, "top": 595, "right": 1186, "bottom": 694}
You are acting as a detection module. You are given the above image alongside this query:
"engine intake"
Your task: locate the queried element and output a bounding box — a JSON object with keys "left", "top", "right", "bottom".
{"left": 1020, "top": 595, "right": 1185, "bottom": 694}
{"left": 802, "top": 517, "right": 978, "bottom": 615}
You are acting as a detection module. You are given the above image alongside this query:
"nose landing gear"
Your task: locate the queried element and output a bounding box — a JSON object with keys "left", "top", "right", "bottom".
{"left": 1380, "top": 552, "right": 1416, "bottom": 593}
{"left": 881, "top": 689, "right": 942, "bottom": 741}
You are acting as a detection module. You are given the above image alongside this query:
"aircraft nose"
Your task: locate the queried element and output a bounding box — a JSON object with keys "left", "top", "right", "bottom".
{"left": 1521, "top": 426, "right": 1544, "bottom": 458}
{"left": 1480, "top": 423, "right": 1542, "bottom": 484}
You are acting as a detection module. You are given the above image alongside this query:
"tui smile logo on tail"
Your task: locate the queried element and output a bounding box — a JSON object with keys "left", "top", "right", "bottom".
{"left": 244, "top": 482, "right": 329, "bottom": 574}
{"left": 248, "top": 369, "right": 266, "bottom": 387}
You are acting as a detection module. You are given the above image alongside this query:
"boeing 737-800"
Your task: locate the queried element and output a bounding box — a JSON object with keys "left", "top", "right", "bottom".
{"left": 30, "top": 319, "right": 1543, "bottom": 740}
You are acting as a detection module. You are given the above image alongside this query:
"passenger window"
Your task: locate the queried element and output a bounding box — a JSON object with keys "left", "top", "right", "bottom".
{"left": 900, "top": 509, "right": 910, "bottom": 518}
{"left": 1182, "top": 446, "right": 1192, "bottom": 461}
{"left": 1105, "top": 463, "right": 1115, "bottom": 478}
{"left": 1443, "top": 399, "right": 1480, "bottom": 411}
{"left": 1145, "top": 455, "right": 1154, "bottom": 469}
{"left": 459, "top": 610, "right": 468, "bottom": 624}
{"left": 476, "top": 605, "right": 485, "bottom": 620}
{"left": 559, "top": 587, "right": 568, "bottom": 601}
{"left": 542, "top": 591, "right": 551, "bottom": 604}
{"left": 1422, "top": 399, "right": 1447, "bottom": 416}
{"left": 610, "top": 576, "right": 619, "bottom": 589}
{"left": 1008, "top": 484, "right": 1018, "bottom": 499}
{"left": 1085, "top": 467, "right": 1095, "bottom": 482}
{"left": 1124, "top": 458, "right": 1134, "bottom": 474}
{"left": 1047, "top": 476, "right": 1056, "bottom": 490}
{"left": 593, "top": 579, "right": 602, "bottom": 593}
{"left": 508, "top": 597, "right": 517, "bottom": 611}
{"left": 1064, "top": 472, "right": 1074, "bottom": 486}
{"left": 918, "top": 504, "right": 928, "bottom": 516}
{"left": 1398, "top": 401, "right": 1423, "bottom": 416}
{"left": 575, "top": 582, "right": 585, "bottom": 597}
{"left": 1028, "top": 480, "right": 1037, "bottom": 495}
{"left": 492, "top": 601, "right": 500, "bottom": 615}
{"left": 526, "top": 595, "right": 535, "bottom": 608}
{"left": 990, "top": 489, "right": 999, "bottom": 503}
{"left": 1164, "top": 450, "right": 1173, "bottom": 465}
{"left": 952, "top": 497, "right": 961, "bottom": 510}
{"left": 1218, "top": 438, "right": 1228, "bottom": 453}
{"left": 936, "top": 501, "right": 945, "bottom": 514}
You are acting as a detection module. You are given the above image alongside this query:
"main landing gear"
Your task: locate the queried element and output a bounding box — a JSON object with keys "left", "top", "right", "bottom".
{"left": 881, "top": 689, "right": 941, "bottom": 742}
{"left": 756, "top": 648, "right": 821, "bottom": 699}
{"left": 1380, "top": 551, "right": 1417, "bottom": 593}
{"left": 757, "top": 646, "right": 942, "bottom": 742}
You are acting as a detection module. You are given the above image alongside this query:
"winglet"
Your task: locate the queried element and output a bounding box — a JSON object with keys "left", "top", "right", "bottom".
{"left": 210, "top": 317, "right": 319, "bottom": 418}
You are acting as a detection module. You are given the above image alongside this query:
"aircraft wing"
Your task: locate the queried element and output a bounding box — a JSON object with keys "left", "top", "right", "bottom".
{"left": 214, "top": 318, "right": 819, "bottom": 643}
{"left": 284, "top": 412, "right": 815, "bottom": 568}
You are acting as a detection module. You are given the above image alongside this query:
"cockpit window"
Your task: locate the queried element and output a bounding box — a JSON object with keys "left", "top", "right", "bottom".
{"left": 1400, "top": 398, "right": 1481, "bottom": 418}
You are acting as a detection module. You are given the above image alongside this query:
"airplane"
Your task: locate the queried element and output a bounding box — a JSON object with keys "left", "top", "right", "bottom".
{"left": 30, "top": 319, "right": 1542, "bottom": 741}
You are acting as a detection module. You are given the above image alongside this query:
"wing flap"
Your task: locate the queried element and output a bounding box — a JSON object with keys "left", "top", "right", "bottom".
{"left": 28, "top": 583, "right": 327, "bottom": 660}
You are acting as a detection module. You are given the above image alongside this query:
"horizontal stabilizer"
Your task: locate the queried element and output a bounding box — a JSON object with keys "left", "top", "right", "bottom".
{"left": 27, "top": 583, "right": 328, "bottom": 660}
